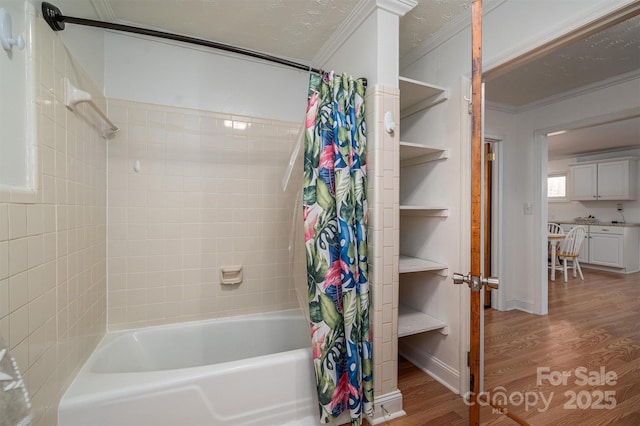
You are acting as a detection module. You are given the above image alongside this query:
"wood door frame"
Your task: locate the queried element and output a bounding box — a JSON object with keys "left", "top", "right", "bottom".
{"left": 483, "top": 142, "right": 493, "bottom": 309}
{"left": 484, "top": 136, "right": 503, "bottom": 311}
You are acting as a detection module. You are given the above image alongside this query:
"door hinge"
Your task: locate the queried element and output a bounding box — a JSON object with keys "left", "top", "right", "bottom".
{"left": 487, "top": 152, "right": 496, "bottom": 161}
{"left": 467, "top": 351, "right": 470, "bottom": 367}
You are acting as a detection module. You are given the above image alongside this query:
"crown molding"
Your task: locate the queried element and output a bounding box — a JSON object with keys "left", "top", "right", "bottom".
{"left": 511, "top": 68, "right": 640, "bottom": 114}
{"left": 90, "top": 0, "right": 115, "bottom": 22}
{"left": 313, "top": 0, "right": 417, "bottom": 69}
{"left": 485, "top": 101, "right": 518, "bottom": 114}
{"left": 376, "top": 0, "right": 417, "bottom": 17}
{"left": 487, "top": 69, "right": 640, "bottom": 115}
{"left": 400, "top": 0, "right": 507, "bottom": 72}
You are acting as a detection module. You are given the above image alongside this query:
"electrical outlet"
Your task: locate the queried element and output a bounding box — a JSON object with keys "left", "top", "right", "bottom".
{"left": 617, "top": 203, "right": 624, "bottom": 211}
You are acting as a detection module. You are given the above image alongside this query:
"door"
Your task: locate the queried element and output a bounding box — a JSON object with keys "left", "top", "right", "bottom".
{"left": 452, "top": 1, "right": 499, "bottom": 424}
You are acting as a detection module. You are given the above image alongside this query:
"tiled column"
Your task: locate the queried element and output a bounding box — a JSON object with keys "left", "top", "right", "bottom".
{"left": 366, "top": 84, "right": 403, "bottom": 422}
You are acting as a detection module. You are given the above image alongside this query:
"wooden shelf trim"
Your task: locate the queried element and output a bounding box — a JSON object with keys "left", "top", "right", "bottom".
{"left": 398, "top": 304, "right": 448, "bottom": 337}
{"left": 399, "top": 76, "right": 448, "bottom": 119}
{"left": 399, "top": 255, "right": 447, "bottom": 274}
{"left": 400, "top": 142, "right": 449, "bottom": 167}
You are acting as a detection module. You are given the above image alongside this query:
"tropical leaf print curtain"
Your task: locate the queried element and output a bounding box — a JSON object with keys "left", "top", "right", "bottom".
{"left": 303, "top": 71, "right": 373, "bottom": 425}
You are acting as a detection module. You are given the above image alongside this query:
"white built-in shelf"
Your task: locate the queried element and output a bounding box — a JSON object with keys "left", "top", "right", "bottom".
{"left": 400, "top": 142, "right": 448, "bottom": 167}
{"left": 399, "top": 255, "right": 447, "bottom": 274}
{"left": 399, "top": 76, "right": 448, "bottom": 119}
{"left": 400, "top": 205, "right": 448, "bottom": 217}
{"left": 398, "top": 304, "right": 448, "bottom": 337}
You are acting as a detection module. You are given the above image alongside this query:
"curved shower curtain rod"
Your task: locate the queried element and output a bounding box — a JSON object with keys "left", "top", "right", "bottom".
{"left": 41, "top": 2, "right": 334, "bottom": 77}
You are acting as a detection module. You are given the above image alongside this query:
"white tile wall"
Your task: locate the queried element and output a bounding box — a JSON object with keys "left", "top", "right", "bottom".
{"left": 106, "top": 99, "right": 301, "bottom": 329}
{"left": 0, "top": 11, "right": 107, "bottom": 426}
{"left": 366, "top": 85, "right": 400, "bottom": 396}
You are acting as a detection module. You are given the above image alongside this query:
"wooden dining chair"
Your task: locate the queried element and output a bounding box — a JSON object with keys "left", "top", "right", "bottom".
{"left": 556, "top": 225, "right": 587, "bottom": 282}
{"left": 547, "top": 223, "right": 565, "bottom": 278}
{"left": 547, "top": 223, "right": 564, "bottom": 235}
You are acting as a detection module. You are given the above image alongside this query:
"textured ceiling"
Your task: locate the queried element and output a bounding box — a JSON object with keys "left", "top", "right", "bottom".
{"left": 104, "top": 0, "right": 474, "bottom": 63}
{"left": 400, "top": 0, "right": 472, "bottom": 57}
{"left": 106, "top": 0, "right": 361, "bottom": 63}
{"left": 485, "top": 14, "right": 640, "bottom": 107}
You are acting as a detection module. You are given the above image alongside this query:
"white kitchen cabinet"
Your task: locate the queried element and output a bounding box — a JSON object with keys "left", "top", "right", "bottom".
{"left": 588, "top": 226, "right": 624, "bottom": 268}
{"left": 588, "top": 225, "right": 640, "bottom": 272}
{"left": 397, "top": 76, "right": 449, "bottom": 337}
{"left": 570, "top": 158, "right": 637, "bottom": 201}
{"left": 570, "top": 164, "right": 597, "bottom": 200}
{"left": 559, "top": 224, "right": 640, "bottom": 273}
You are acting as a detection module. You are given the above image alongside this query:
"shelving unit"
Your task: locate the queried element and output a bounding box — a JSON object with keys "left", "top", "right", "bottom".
{"left": 399, "top": 205, "right": 448, "bottom": 217}
{"left": 398, "top": 304, "right": 448, "bottom": 337}
{"left": 400, "top": 142, "right": 448, "bottom": 167}
{"left": 398, "top": 75, "right": 449, "bottom": 338}
{"left": 399, "top": 255, "right": 447, "bottom": 274}
{"left": 399, "top": 76, "right": 448, "bottom": 119}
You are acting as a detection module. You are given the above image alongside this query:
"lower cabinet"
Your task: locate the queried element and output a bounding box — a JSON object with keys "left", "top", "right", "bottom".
{"left": 559, "top": 224, "right": 640, "bottom": 273}
{"left": 588, "top": 226, "right": 624, "bottom": 268}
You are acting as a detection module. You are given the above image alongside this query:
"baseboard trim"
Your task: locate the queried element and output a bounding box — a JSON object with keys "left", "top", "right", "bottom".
{"left": 371, "top": 390, "right": 406, "bottom": 425}
{"left": 503, "top": 298, "right": 536, "bottom": 314}
{"left": 581, "top": 264, "right": 639, "bottom": 275}
{"left": 398, "top": 341, "right": 460, "bottom": 394}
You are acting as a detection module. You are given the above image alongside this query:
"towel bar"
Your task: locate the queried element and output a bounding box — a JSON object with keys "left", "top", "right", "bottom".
{"left": 64, "top": 78, "right": 118, "bottom": 135}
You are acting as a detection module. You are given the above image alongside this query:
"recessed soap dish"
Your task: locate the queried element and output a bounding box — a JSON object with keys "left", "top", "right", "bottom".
{"left": 220, "top": 266, "right": 243, "bottom": 285}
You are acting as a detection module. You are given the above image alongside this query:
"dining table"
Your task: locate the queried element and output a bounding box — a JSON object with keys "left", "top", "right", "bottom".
{"left": 548, "top": 233, "right": 565, "bottom": 281}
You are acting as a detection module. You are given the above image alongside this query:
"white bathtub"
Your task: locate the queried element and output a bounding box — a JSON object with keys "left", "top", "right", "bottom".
{"left": 59, "top": 309, "right": 332, "bottom": 426}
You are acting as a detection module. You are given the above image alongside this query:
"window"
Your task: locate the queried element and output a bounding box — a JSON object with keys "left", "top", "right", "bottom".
{"left": 547, "top": 173, "right": 567, "bottom": 201}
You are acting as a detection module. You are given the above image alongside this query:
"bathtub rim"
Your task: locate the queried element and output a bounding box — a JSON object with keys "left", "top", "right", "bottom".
{"left": 61, "top": 308, "right": 312, "bottom": 401}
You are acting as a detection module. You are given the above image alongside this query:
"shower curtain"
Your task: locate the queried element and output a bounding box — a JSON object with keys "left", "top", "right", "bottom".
{"left": 303, "top": 71, "right": 372, "bottom": 425}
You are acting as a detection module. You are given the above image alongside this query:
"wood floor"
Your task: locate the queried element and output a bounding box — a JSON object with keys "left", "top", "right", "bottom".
{"left": 381, "top": 270, "right": 640, "bottom": 426}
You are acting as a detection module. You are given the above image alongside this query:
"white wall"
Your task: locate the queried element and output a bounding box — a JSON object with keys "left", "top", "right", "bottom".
{"left": 53, "top": 0, "right": 105, "bottom": 88}
{"left": 321, "top": 9, "right": 399, "bottom": 86}
{"left": 0, "top": 0, "right": 30, "bottom": 189}
{"left": 0, "top": 0, "right": 104, "bottom": 191}
{"left": 104, "top": 32, "right": 309, "bottom": 123}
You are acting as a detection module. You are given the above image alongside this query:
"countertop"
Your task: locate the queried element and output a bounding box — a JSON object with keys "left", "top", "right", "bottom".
{"left": 555, "top": 221, "right": 640, "bottom": 228}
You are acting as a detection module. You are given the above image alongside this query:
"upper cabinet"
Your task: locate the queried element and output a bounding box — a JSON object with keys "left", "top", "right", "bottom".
{"left": 570, "top": 158, "right": 638, "bottom": 201}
